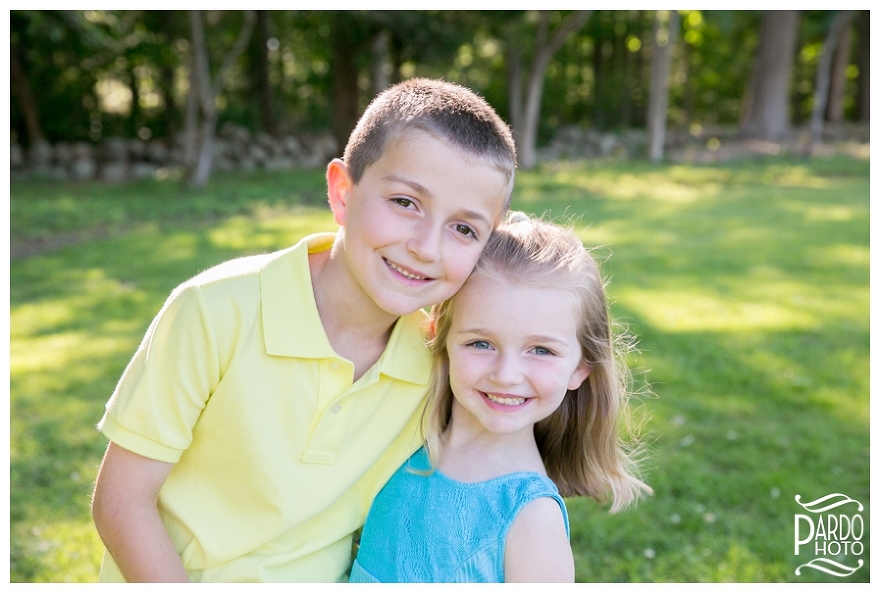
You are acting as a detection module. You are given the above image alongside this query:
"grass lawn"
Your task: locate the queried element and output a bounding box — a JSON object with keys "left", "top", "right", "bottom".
{"left": 9, "top": 155, "right": 869, "bottom": 582}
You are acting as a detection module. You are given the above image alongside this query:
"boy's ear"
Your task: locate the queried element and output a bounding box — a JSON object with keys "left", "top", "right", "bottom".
{"left": 326, "top": 158, "right": 352, "bottom": 227}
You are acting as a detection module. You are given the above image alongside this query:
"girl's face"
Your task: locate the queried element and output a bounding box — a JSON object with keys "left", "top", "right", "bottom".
{"left": 445, "top": 273, "right": 590, "bottom": 439}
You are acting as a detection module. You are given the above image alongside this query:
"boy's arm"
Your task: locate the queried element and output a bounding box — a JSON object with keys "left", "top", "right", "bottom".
{"left": 92, "top": 442, "right": 190, "bottom": 582}
{"left": 503, "top": 497, "right": 575, "bottom": 582}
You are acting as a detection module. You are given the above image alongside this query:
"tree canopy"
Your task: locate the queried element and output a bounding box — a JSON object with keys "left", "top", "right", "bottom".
{"left": 11, "top": 10, "right": 869, "bottom": 171}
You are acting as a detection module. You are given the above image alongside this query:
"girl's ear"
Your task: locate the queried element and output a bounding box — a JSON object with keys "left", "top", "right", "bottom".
{"left": 567, "top": 359, "right": 591, "bottom": 391}
{"left": 326, "top": 159, "right": 352, "bottom": 227}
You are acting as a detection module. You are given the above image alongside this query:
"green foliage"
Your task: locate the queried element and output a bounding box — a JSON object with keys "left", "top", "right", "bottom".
{"left": 11, "top": 10, "right": 865, "bottom": 148}
{"left": 9, "top": 155, "right": 869, "bottom": 582}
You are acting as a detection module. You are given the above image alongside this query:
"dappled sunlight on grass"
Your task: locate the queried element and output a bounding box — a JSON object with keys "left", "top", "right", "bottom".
{"left": 618, "top": 288, "right": 818, "bottom": 332}
{"left": 809, "top": 243, "right": 870, "bottom": 267}
{"left": 802, "top": 205, "right": 861, "bottom": 221}
{"left": 754, "top": 167, "right": 831, "bottom": 189}
{"left": 11, "top": 275, "right": 146, "bottom": 338}
{"left": 520, "top": 166, "right": 722, "bottom": 204}
{"left": 11, "top": 519, "right": 105, "bottom": 583}
{"left": 10, "top": 329, "right": 137, "bottom": 394}
{"left": 207, "top": 206, "right": 335, "bottom": 252}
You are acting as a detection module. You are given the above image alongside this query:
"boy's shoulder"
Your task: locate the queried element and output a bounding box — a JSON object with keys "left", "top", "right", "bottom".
{"left": 182, "top": 233, "right": 334, "bottom": 293}
{"left": 186, "top": 249, "right": 288, "bottom": 289}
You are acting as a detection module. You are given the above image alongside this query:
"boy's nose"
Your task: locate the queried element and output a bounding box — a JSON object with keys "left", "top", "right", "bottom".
{"left": 406, "top": 222, "right": 441, "bottom": 263}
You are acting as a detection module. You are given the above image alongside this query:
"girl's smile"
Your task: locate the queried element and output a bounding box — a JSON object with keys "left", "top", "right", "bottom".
{"left": 446, "top": 273, "right": 590, "bottom": 438}
{"left": 482, "top": 392, "right": 529, "bottom": 408}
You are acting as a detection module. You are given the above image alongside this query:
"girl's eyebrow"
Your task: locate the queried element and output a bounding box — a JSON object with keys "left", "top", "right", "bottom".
{"left": 456, "top": 328, "right": 572, "bottom": 347}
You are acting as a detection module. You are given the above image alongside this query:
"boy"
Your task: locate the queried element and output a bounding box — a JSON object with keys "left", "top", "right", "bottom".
{"left": 90, "top": 78, "right": 516, "bottom": 582}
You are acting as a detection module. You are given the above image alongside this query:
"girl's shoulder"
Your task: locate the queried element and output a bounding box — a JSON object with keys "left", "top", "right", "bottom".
{"left": 504, "top": 495, "right": 574, "bottom": 582}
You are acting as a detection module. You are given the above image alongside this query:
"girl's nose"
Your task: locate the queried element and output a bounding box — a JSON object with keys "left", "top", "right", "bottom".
{"left": 489, "top": 353, "right": 523, "bottom": 386}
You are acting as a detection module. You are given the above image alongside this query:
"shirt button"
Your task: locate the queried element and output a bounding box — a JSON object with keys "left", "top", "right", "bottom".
{"left": 330, "top": 361, "right": 341, "bottom": 372}
{"left": 331, "top": 404, "right": 342, "bottom": 414}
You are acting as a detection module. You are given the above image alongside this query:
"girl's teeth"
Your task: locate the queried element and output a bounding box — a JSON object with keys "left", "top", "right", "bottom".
{"left": 486, "top": 394, "right": 526, "bottom": 406}
{"left": 387, "top": 260, "right": 426, "bottom": 280}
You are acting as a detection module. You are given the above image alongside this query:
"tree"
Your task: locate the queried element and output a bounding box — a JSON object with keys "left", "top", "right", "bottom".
{"left": 740, "top": 10, "right": 800, "bottom": 141}
{"left": 824, "top": 11, "right": 853, "bottom": 124}
{"left": 507, "top": 10, "right": 592, "bottom": 169}
{"left": 370, "top": 29, "right": 392, "bottom": 98}
{"left": 250, "top": 10, "right": 276, "bottom": 133}
{"left": 330, "top": 11, "right": 363, "bottom": 156}
{"left": 185, "top": 10, "right": 255, "bottom": 189}
{"left": 646, "top": 10, "right": 680, "bottom": 162}
{"left": 10, "top": 41, "right": 45, "bottom": 147}
{"left": 807, "top": 11, "right": 853, "bottom": 156}
{"left": 854, "top": 10, "right": 869, "bottom": 122}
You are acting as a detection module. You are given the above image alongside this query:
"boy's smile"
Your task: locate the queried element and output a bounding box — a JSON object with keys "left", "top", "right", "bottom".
{"left": 325, "top": 129, "right": 509, "bottom": 322}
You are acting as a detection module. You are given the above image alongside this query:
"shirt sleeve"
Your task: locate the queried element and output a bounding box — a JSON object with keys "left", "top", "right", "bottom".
{"left": 98, "top": 282, "right": 221, "bottom": 463}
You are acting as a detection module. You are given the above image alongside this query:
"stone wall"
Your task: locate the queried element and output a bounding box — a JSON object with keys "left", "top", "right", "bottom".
{"left": 10, "top": 123, "right": 339, "bottom": 182}
{"left": 10, "top": 122, "right": 868, "bottom": 181}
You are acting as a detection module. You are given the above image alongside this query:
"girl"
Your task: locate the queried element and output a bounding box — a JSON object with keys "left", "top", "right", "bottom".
{"left": 350, "top": 213, "right": 651, "bottom": 583}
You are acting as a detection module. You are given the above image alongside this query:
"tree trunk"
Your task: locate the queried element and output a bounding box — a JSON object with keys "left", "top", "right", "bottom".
{"left": 253, "top": 10, "right": 275, "bottom": 133}
{"left": 188, "top": 10, "right": 214, "bottom": 188}
{"left": 187, "top": 10, "right": 255, "bottom": 189}
{"left": 647, "top": 10, "right": 680, "bottom": 162}
{"left": 154, "top": 10, "right": 180, "bottom": 148}
{"left": 854, "top": 10, "right": 869, "bottom": 122}
{"left": 370, "top": 29, "right": 391, "bottom": 98}
{"left": 620, "top": 14, "right": 639, "bottom": 129}
{"left": 182, "top": 56, "right": 199, "bottom": 172}
{"left": 160, "top": 59, "right": 177, "bottom": 148}
{"left": 825, "top": 11, "right": 853, "bottom": 124}
{"left": 592, "top": 31, "right": 604, "bottom": 130}
{"left": 127, "top": 65, "right": 141, "bottom": 138}
{"left": 505, "top": 28, "right": 524, "bottom": 146}
{"left": 740, "top": 10, "right": 800, "bottom": 141}
{"left": 807, "top": 11, "right": 853, "bottom": 156}
{"left": 331, "top": 12, "right": 361, "bottom": 159}
{"left": 517, "top": 10, "right": 592, "bottom": 170}
{"left": 10, "top": 42, "right": 45, "bottom": 147}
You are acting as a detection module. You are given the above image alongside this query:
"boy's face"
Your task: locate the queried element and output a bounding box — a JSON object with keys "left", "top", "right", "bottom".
{"left": 328, "top": 130, "right": 508, "bottom": 319}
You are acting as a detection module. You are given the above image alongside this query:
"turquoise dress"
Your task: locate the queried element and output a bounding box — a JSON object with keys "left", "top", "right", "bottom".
{"left": 349, "top": 447, "right": 569, "bottom": 583}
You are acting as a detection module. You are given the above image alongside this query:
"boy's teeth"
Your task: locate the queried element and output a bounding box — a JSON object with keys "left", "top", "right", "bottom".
{"left": 387, "top": 260, "right": 426, "bottom": 280}
{"left": 486, "top": 394, "right": 526, "bottom": 406}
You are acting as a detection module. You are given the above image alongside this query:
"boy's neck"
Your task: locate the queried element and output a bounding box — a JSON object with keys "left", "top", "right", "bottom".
{"left": 308, "top": 247, "right": 398, "bottom": 381}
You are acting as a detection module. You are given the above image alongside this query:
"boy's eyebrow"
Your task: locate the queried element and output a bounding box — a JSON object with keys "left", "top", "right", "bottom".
{"left": 384, "top": 174, "right": 430, "bottom": 196}
{"left": 383, "top": 175, "right": 493, "bottom": 227}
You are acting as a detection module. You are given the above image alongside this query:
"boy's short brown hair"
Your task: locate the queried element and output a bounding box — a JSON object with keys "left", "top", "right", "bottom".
{"left": 342, "top": 78, "right": 517, "bottom": 209}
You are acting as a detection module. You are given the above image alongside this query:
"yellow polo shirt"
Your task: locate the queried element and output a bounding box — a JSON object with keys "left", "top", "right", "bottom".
{"left": 97, "top": 233, "right": 431, "bottom": 582}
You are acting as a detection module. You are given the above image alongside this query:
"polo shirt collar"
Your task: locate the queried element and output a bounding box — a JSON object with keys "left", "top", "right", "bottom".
{"left": 260, "top": 233, "right": 430, "bottom": 386}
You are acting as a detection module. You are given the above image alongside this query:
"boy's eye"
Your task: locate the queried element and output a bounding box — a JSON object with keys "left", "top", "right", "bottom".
{"left": 392, "top": 197, "right": 415, "bottom": 209}
{"left": 454, "top": 224, "right": 477, "bottom": 238}
{"left": 531, "top": 346, "right": 554, "bottom": 356}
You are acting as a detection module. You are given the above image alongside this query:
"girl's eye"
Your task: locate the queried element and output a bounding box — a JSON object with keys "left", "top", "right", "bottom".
{"left": 468, "top": 340, "right": 492, "bottom": 350}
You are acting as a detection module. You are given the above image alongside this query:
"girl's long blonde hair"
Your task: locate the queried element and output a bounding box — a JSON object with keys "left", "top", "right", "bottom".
{"left": 422, "top": 213, "right": 651, "bottom": 511}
